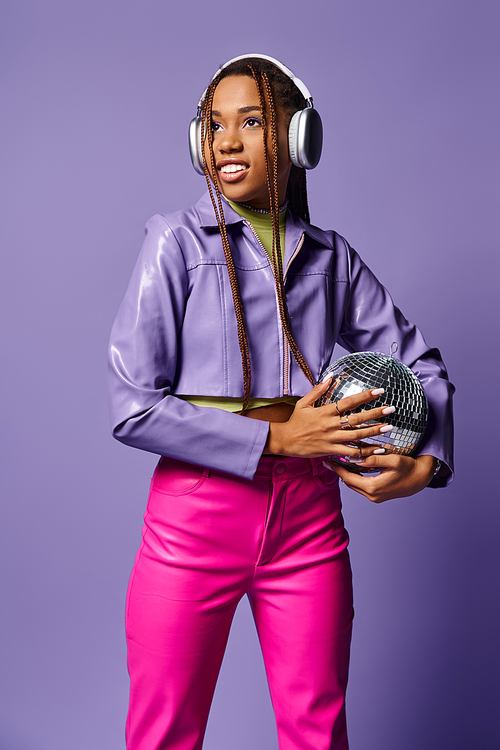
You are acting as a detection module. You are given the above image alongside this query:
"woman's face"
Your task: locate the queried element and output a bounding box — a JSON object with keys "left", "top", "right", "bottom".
{"left": 205, "top": 74, "right": 292, "bottom": 210}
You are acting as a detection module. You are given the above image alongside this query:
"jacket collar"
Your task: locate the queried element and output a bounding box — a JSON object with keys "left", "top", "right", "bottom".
{"left": 195, "top": 190, "right": 243, "bottom": 228}
{"left": 194, "top": 191, "right": 333, "bottom": 249}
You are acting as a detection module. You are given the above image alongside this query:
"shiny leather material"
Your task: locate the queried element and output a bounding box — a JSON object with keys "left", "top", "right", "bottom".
{"left": 108, "top": 192, "right": 454, "bottom": 483}
{"left": 125, "top": 455, "right": 352, "bottom": 750}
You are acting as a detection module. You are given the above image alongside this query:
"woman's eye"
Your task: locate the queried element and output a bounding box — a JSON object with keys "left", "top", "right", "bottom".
{"left": 244, "top": 118, "right": 262, "bottom": 129}
{"left": 211, "top": 121, "right": 223, "bottom": 133}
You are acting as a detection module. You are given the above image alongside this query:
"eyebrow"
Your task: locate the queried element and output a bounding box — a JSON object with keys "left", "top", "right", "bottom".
{"left": 211, "top": 106, "right": 262, "bottom": 117}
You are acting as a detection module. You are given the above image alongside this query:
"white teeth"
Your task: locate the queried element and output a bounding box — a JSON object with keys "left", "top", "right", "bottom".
{"left": 220, "top": 164, "right": 246, "bottom": 173}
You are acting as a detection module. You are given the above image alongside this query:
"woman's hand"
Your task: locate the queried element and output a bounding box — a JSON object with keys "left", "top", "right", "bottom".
{"left": 265, "top": 379, "right": 395, "bottom": 460}
{"left": 327, "top": 453, "right": 437, "bottom": 503}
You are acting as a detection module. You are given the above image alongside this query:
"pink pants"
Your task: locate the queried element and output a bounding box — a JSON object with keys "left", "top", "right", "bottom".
{"left": 125, "top": 455, "right": 353, "bottom": 750}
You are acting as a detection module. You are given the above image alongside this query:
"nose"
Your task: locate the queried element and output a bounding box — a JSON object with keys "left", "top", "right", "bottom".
{"left": 216, "top": 127, "right": 243, "bottom": 153}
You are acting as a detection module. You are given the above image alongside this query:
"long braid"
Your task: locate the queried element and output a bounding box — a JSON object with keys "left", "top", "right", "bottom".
{"left": 258, "top": 70, "right": 314, "bottom": 386}
{"left": 287, "top": 166, "right": 310, "bottom": 224}
{"left": 249, "top": 68, "right": 281, "bottom": 280}
{"left": 201, "top": 77, "right": 252, "bottom": 409}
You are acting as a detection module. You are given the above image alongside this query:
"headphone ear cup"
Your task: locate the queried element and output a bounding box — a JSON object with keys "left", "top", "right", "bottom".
{"left": 288, "top": 108, "right": 323, "bottom": 170}
{"left": 189, "top": 117, "right": 205, "bottom": 175}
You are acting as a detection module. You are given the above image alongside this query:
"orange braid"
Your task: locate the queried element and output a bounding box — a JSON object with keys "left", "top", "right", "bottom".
{"left": 201, "top": 76, "right": 252, "bottom": 409}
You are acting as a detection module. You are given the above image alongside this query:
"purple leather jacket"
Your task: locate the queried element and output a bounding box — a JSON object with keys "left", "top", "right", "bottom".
{"left": 108, "top": 192, "right": 454, "bottom": 485}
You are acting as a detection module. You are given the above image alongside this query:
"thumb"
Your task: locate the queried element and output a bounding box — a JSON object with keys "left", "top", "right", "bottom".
{"left": 297, "top": 376, "right": 332, "bottom": 408}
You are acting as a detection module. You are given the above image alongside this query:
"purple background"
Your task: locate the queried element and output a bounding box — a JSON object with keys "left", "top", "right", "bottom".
{"left": 1, "top": 1, "right": 499, "bottom": 748}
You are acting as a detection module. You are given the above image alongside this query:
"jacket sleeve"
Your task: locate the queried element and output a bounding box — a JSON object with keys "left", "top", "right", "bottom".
{"left": 108, "top": 214, "right": 269, "bottom": 480}
{"left": 336, "top": 242, "right": 455, "bottom": 487}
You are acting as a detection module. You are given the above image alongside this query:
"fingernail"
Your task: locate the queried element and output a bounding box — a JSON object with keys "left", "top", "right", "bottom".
{"left": 321, "top": 373, "right": 333, "bottom": 383}
{"left": 371, "top": 388, "right": 385, "bottom": 396}
{"left": 379, "top": 425, "right": 393, "bottom": 434}
{"left": 381, "top": 406, "right": 395, "bottom": 415}
{"left": 349, "top": 457, "right": 364, "bottom": 463}
{"left": 373, "top": 448, "right": 385, "bottom": 454}
{"left": 322, "top": 461, "right": 334, "bottom": 470}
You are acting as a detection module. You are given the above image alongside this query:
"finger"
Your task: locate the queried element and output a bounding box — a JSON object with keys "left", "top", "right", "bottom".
{"left": 327, "top": 462, "right": 349, "bottom": 479}
{"left": 333, "top": 442, "right": 385, "bottom": 460}
{"left": 354, "top": 453, "right": 400, "bottom": 470}
{"left": 336, "top": 387, "right": 385, "bottom": 413}
{"left": 331, "top": 462, "right": 385, "bottom": 494}
{"left": 341, "top": 404, "right": 396, "bottom": 428}
{"left": 297, "top": 377, "right": 335, "bottom": 408}
{"left": 317, "top": 394, "right": 390, "bottom": 421}
{"left": 336, "top": 422, "right": 395, "bottom": 443}
{"left": 356, "top": 439, "right": 385, "bottom": 451}
{"left": 328, "top": 463, "right": 376, "bottom": 498}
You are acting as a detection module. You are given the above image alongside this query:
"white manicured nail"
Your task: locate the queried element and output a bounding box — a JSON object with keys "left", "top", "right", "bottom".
{"left": 373, "top": 448, "right": 385, "bottom": 454}
{"left": 371, "top": 388, "right": 385, "bottom": 396}
{"left": 323, "top": 461, "right": 334, "bottom": 470}
{"left": 381, "top": 406, "right": 395, "bottom": 415}
{"left": 380, "top": 425, "right": 393, "bottom": 434}
{"left": 321, "top": 373, "right": 333, "bottom": 383}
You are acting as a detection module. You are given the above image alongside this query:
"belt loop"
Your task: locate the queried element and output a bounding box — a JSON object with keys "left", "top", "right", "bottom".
{"left": 310, "top": 457, "right": 321, "bottom": 477}
{"left": 203, "top": 467, "right": 211, "bottom": 478}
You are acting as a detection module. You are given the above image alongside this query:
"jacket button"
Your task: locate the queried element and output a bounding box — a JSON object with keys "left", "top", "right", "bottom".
{"left": 275, "top": 463, "right": 286, "bottom": 475}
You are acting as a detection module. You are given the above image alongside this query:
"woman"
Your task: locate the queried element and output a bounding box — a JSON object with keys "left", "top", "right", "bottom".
{"left": 108, "top": 54, "right": 454, "bottom": 750}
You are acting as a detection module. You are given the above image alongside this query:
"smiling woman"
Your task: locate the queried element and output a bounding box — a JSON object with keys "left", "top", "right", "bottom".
{"left": 108, "top": 54, "right": 454, "bottom": 750}
{"left": 207, "top": 75, "right": 292, "bottom": 209}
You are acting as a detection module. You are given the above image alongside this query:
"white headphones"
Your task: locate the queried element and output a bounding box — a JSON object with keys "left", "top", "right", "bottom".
{"left": 188, "top": 53, "right": 323, "bottom": 175}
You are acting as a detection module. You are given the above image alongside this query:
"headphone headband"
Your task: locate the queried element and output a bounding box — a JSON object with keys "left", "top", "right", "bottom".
{"left": 197, "top": 53, "right": 314, "bottom": 111}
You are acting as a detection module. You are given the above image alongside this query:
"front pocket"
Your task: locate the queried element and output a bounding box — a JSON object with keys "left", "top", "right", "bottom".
{"left": 151, "top": 457, "right": 209, "bottom": 495}
{"left": 313, "top": 461, "right": 340, "bottom": 489}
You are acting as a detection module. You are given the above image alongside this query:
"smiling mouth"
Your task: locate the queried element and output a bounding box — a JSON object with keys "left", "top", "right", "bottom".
{"left": 220, "top": 163, "right": 247, "bottom": 174}
{"left": 217, "top": 161, "right": 249, "bottom": 183}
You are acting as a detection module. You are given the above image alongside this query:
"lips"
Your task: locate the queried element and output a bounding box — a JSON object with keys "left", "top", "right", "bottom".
{"left": 217, "top": 160, "right": 249, "bottom": 183}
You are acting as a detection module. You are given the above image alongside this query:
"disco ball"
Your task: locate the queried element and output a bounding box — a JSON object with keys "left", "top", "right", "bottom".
{"left": 316, "top": 349, "right": 428, "bottom": 474}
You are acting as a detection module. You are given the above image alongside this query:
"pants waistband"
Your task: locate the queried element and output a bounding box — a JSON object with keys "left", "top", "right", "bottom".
{"left": 254, "top": 455, "right": 326, "bottom": 481}
{"left": 158, "top": 455, "right": 330, "bottom": 483}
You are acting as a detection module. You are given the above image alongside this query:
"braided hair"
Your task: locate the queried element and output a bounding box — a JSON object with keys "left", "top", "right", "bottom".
{"left": 200, "top": 58, "right": 315, "bottom": 410}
